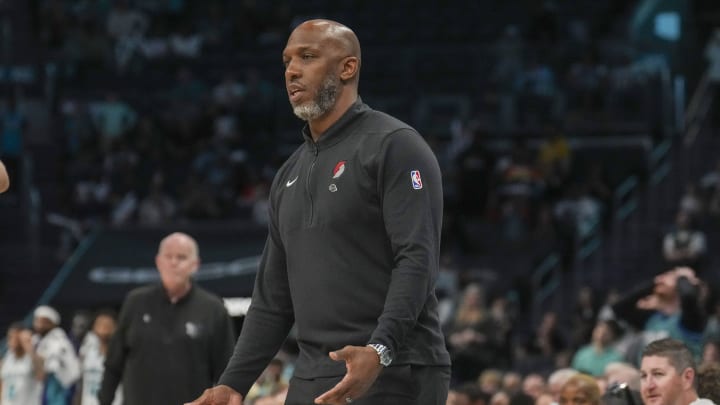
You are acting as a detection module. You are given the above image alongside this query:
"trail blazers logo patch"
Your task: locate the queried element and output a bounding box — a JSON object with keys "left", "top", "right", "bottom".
{"left": 332, "top": 161, "right": 346, "bottom": 179}
{"left": 411, "top": 170, "right": 423, "bottom": 190}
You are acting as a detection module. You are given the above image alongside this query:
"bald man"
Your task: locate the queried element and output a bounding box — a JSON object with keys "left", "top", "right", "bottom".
{"left": 0, "top": 159, "right": 9, "bottom": 193}
{"left": 99, "top": 232, "right": 235, "bottom": 405}
{"left": 187, "top": 19, "right": 450, "bottom": 405}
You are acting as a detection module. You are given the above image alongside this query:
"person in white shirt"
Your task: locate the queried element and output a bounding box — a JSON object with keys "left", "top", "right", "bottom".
{"left": 0, "top": 323, "right": 44, "bottom": 405}
{"left": 640, "top": 338, "right": 717, "bottom": 405}
{"left": 76, "top": 310, "right": 122, "bottom": 405}
{"left": 33, "top": 305, "right": 81, "bottom": 405}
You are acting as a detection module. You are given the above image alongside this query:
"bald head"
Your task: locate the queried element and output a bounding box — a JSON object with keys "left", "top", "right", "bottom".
{"left": 287, "top": 19, "right": 361, "bottom": 84}
{"left": 294, "top": 19, "right": 360, "bottom": 60}
{"left": 159, "top": 232, "right": 199, "bottom": 258}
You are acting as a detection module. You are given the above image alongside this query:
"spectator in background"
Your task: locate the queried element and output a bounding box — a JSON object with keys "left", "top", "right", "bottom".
{"left": 521, "top": 374, "right": 546, "bottom": 400}
{"left": 571, "top": 286, "right": 598, "bottom": 349}
{"left": 558, "top": 374, "right": 600, "bottom": 405}
{"left": 169, "top": 21, "right": 203, "bottom": 58}
{"left": 706, "top": 28, "right": 720, "bottom": 83}
{"left": 496, "top": 370, "right": 523, "bottom": 395}
{"left": 697, "top": 363, "right": 720, "bottom": 405}
{"left": 1, "top": 322, "right": 44, "bottom": 405}
{"left": 0, "top": 159, "right": 9, "bottom": 193}
{"left": 662, "top": 212, "right": 707, "bottom": 271}
{"left": 90, "top": 93, "right": 137, "bottom": 152}
{"left": 678, "top": 183, "right": 704, "bottom": 221}
{"left": 708, "top": 187, "right": 720, "bottom": 222}
{"left": 494, "top": 139, "right": 544, "bottom": 241}
{"left": 518, "top": 57, "right": 557, "bottom": 125}
{"left": 571, "top": 319, "right": 624, "bottom": 377}
{"left": 448, "top": 284, "right": 504, "bottom": 384}
{"left": 244, "top": 358, "right": 288, "bottom": 404}
{"left": 537, "top": 124, "right": 571, "bottom": 198}
{"left": 565, "top": 50, "right": 606, "bottom": 117}
{"left": 69, "top": 310, "right": 93, "bottom": 352}
{"left": 490, "top": 24, "right": 525, "bottom": 133}
{"left": 700, "top": 340, "right": 720, "bottom": 370}
{"left": 33, "top": 305, "right": 81, "bottom": 405}
{"left": 490, "top": 390, "right": 510, "bottom": 405}
{"left": 547, "top": 368, "right": 579, "bottom": 401}
{"left": 612, "top": 267, "right": 707, "bottom": 361}
{"left": 105, "top": 0, "right": 148, "bottom": 41}
{"left": 98, "top": 232, "right": 235, "bottom": 405}
{"left": 705, "top": 28, "right": 720, "bottom": 124}
{"left": 584, "top": 163, "right": 613, "bottom": 231}
{"left": 639, "top": 338, "right": 716, "bottom": 405}
{"left": 137, "top": 22, "right": 170, "bottom": 61}
{"left": 76, "top": 310, "right": 121, "bottom": 405}
{"left": 700, "top": 160, "right": 720, "bottom": 196}
{"left": 526, "top": 311, "right": 567, "bottom": 363}
{"left": 196, "top": 2, "right": 234, "bottom": 51}
{"left": 137, "top": 171, "right": 177, "bottom": 225}
{"left": 212, "top": 74, "right": 247, "bottom": 111}
{"left": 454, "top": 129, "right": 493, "bottom": 221}
{"left": 477, "top": 369, "right": 503, "bottom": 395}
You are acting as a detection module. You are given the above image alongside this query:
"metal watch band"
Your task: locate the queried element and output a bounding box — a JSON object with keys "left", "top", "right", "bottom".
{"left": 367, "top": 343, "right": 392, "bottom": 366}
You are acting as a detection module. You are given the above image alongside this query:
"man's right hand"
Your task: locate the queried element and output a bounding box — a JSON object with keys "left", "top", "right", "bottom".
{"left": 184, "top": 385, "right": 244, "bottom": 405}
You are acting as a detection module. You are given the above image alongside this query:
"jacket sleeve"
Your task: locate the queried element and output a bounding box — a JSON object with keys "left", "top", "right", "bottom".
{"left": 610, "top": 279, "right": 654, "bottom": 331}
{"left": 368, "top": 128, "right": 443, "bottom": 355}
{"left": 209, "top": 300, "right": 237, "bottom": 384}
{"left": 218, "top": 194, "right": 294, "bottom": 397}
{"left": 677, "top": 276, "right": 706, "bottom": 333}
{"left": 99, "top": 292, "right": 134, "bottom": 405}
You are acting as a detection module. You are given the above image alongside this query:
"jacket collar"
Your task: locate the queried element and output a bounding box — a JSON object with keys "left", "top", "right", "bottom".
{"left": 301, "top": 97, "right": 369, "bottom": 150}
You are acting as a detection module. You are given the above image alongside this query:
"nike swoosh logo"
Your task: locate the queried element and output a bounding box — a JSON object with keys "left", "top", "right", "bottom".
{"left": 286, "top": 176, "right": 298, "bottom": 187}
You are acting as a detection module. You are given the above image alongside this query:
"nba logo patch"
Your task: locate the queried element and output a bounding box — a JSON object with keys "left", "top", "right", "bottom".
{"left": 410, "top": 170, "right": 423, "bottom": 190}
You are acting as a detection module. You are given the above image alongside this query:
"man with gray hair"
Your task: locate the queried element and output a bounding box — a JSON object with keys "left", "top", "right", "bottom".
{"left": 640, "top": 338, "right": 716, "bottom": 405}
{"left": 98, "top": 232, "right": 235, "bottom": 405}
{"left": 547, "top": 368, "right": 578, "bottom": 401}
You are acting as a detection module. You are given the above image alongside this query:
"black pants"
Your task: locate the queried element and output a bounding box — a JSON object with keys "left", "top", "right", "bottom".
{"left": 285, "top": 365, "right": 450, "bottom": 405}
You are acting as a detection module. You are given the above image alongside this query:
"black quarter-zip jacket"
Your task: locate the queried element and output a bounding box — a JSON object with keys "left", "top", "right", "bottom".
{"left": 219, "top": 99, "right": 451, "bottom": 395}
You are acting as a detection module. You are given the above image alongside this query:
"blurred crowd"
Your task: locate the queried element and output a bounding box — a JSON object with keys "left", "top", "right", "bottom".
{"left": 0, "top": 0, "right": 670, "bottom": 261}
{"left": 4, "top": 263, "right": 719, "bottom": 404}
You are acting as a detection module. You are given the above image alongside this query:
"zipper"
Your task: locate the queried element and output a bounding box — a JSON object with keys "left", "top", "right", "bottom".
{"left": 306, "top": 143, "right": 319, "bottom": 226}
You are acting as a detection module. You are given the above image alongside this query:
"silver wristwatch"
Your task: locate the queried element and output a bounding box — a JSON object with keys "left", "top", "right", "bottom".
{"left": 367, "top": 343, "right": 392, "bottom": 367}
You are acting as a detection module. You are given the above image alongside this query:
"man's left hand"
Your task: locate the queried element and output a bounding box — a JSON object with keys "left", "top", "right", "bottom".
{"left": 314, "top": 345, "right": 383, "bottom": 404}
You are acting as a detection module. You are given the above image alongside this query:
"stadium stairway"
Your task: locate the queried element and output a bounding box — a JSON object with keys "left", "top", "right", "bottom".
{"left": 574, "top": 120, "right": 720, "bottom": 299}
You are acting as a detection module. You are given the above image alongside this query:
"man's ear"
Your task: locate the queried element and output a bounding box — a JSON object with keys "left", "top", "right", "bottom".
{"left": 339, "top": 56, "right": 359, "bottom": 81}
{"left": 681, "top": 367, "right": 695, "bottom": 390}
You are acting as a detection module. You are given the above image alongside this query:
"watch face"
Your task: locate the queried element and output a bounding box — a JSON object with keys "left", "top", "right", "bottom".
{"left": 380, "top": 352, "right": 392, "bottom": 366}
{"left": 369, "top": 344, "right": 392, "bottom": 366}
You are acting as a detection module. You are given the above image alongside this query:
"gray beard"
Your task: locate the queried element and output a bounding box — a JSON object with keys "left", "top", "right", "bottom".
{"left": 293, "top": 76, "right": 340, "bottom": 121}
